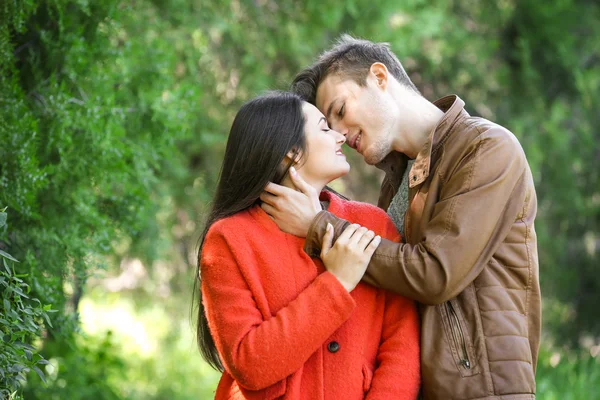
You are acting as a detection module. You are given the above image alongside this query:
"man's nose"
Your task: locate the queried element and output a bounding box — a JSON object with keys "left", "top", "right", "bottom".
{"left": 331, "top": 121, "right": 349, "bottom": 136}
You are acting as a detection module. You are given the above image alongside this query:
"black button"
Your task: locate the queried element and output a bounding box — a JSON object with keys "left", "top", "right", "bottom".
{"left": 327, "top": 341, "right": 340, "bottom": 353}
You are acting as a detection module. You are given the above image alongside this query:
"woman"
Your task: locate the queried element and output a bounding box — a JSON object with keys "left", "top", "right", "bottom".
{"left": 196, "top": 91, "right": 420, "bottom": 399}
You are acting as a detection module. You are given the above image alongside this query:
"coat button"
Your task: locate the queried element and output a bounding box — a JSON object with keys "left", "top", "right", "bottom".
{"left": 327, "top": 341, "right": 340, "bottom": 353}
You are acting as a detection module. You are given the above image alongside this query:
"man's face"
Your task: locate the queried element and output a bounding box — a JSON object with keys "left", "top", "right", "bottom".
{"left": 315, "top": 71, "right": 398, "bottom": 165}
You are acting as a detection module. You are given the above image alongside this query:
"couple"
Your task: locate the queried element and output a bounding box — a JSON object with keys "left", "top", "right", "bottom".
{"left": 196, "top": 36, "right": 541, "bottom": 400}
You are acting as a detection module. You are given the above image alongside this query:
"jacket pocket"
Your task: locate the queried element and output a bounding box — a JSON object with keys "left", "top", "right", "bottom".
{"left": 362, "top": 364, "right": 374, "bottom": 393}
{"left": 441, "top": 299, "right": 479, "bottom": 377}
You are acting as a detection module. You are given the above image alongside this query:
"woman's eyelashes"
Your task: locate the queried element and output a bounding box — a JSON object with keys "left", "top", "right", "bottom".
{"left": 338, "top": 104, "right": 345, "bottom": 118}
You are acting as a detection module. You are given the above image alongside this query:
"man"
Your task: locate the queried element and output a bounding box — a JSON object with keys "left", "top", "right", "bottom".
{"left": 260, "top": 35, "right": 541, "bottom": 400}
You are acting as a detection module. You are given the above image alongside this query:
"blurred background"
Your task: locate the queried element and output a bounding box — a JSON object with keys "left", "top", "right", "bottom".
{"left": 1, "top": 0, "right": 599, "bottom": 399}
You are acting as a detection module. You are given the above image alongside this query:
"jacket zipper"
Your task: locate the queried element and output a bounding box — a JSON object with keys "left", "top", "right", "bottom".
{"left": 447, "top": 302, "right": 471, "bottom": 369}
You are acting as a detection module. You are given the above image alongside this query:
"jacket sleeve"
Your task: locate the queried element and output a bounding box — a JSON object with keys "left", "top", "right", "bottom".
{"left": 201, "top": 229, "right": 356, "bottom": 391}
{"left": 366, "top": 292, "right": 421, "bottom": 399}
{"left": 304, "top": 129, "right": 529, "bottom": 305}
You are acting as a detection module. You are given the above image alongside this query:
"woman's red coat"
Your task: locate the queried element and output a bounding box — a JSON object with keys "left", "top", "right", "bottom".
{"left": 201, "top": 191, "right": 420, "bottom": 399}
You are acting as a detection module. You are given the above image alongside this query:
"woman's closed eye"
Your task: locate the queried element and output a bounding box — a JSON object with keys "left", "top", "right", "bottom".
{"left": 318, "top": 117, "right": 331, "bottom": 132}
{"left": 337, "top": 104, "right": 345, "bottom": 118}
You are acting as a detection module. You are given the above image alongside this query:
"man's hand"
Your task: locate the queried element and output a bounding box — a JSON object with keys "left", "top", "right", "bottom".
{"left": 260, "top": 167, "right": 322, "bottom": 237}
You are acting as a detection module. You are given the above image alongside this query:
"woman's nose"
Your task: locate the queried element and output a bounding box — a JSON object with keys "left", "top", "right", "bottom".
{"left": 334, "top": 130, "right": 346, "bottom": 144}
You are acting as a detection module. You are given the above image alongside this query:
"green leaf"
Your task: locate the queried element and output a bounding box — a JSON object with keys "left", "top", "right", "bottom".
{"left": 0, "top": 249, "right": 18, "bottom": 263}
{"left": 18, "top": 342, "right": 35, "bottom": 351}
{"left": 32, "top": 365, "right": 46, "bottom": 384}
{"left": 10, "top": 363, "right": 26, "bottom": 373}
{"left": 0, "top": 212, "right": 6, "bottom": 228}
{"left": 42, "top": 313, "right": 53, "bottom": 328}
{"left": 9, "top": 285, "right": 28, "bottom": 299}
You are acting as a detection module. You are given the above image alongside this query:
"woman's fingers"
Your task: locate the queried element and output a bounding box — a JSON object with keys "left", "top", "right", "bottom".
{"left": 364, "top": 235, "right": 382, "bottom": 258}
{"left": 349, "top": 226, "right": 369, "bottom": 246}
{"left": 337, "top": 223, "right": 360, "bottom": 244}
{"left": 321, "top": 223, "right": 334, "bottom": 257}
{"left": 356, "top": 229, "right": 376, "bottom": 250}
{"left": 320, "top": 223, "right": 381, "bottom": 293}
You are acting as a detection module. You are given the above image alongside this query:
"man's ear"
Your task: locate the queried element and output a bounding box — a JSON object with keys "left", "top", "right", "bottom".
{"left": 369, "top": 62, "right": 389, "bottom": 90}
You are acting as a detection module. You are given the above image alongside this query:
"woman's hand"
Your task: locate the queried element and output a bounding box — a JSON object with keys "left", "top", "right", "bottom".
{"left": 321, "top": 223, "right": 381, "bottom": 292}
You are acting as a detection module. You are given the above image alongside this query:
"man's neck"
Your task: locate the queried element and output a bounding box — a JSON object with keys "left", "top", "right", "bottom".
{"left": 391, "top": 90, "right": 445, "bottom": 159}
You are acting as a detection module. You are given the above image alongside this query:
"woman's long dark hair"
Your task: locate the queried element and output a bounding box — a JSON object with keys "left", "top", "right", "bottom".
{"left": 194, "top": 91, "right": 307, "bottom": 371}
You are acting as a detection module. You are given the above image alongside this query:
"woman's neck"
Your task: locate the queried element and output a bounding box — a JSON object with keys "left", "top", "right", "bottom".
{"left": 280, "top": 171, "right": 325, "bottom": 194}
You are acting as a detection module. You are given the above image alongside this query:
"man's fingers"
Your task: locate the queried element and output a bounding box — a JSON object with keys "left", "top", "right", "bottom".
{"left": 259, "top": 191, "right": 278, "bottom": 207}
{"left": 321, "top": 223, "right": 334, "bottom": 257}
{"left": 289, "top": 167, "right": 314, "bottom": 195}
{"left": 260, "top": 202, "right": 278, "bottom": 217}
{"left": 264, "top": 182, "right": 294, "bottom": 197}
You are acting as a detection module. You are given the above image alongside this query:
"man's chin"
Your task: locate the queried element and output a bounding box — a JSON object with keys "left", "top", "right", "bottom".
{"left": 360, "top": 141, "right": 390, "bottom": 166}
{"left": 362, "top": 150, "right": 384, "bottom": 165}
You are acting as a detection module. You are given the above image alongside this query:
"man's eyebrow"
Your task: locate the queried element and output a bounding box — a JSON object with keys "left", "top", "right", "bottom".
{"left": 326, "top": 98, "right": 338, "bottom": 121}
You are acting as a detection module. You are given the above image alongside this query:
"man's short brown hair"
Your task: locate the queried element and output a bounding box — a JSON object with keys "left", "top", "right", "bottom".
{"left": 291, "top": 34, "right": 420, "bottom": 104}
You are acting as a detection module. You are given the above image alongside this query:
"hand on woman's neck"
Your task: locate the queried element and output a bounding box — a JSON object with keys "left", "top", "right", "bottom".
{"left": 279, "top": 170, "right": 326, "bottom": 194}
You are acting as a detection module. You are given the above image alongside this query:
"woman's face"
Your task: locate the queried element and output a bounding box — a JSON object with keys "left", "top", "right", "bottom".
{"left": 295, "top": 102, "right": 350, "bottom": 185}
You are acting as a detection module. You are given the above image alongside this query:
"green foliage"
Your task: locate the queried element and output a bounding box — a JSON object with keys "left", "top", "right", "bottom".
{"left": 1, "top": 0, "right": 197, "bottom": 397}
{"left": 0, "top": 0, "right": 36, "bottom": 74}
{"left": 537, "top": 345, "right": 600, "bottom": 399}
{"left": 22, "top": 330, "right": 124, "bottom": 400}
{"left": 502, "top": 0, "right": 600, "bottom": 343}
{"left": 0, "top": 209, "right": 51, "bottom": 399}
{"left": 110, "top": 315, "right": 220, "bottom": 400}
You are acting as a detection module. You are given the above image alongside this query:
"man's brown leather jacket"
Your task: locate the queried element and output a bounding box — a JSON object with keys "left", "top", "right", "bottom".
{"left": 305, "top": 95, "right": 541, "bottom": 399}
